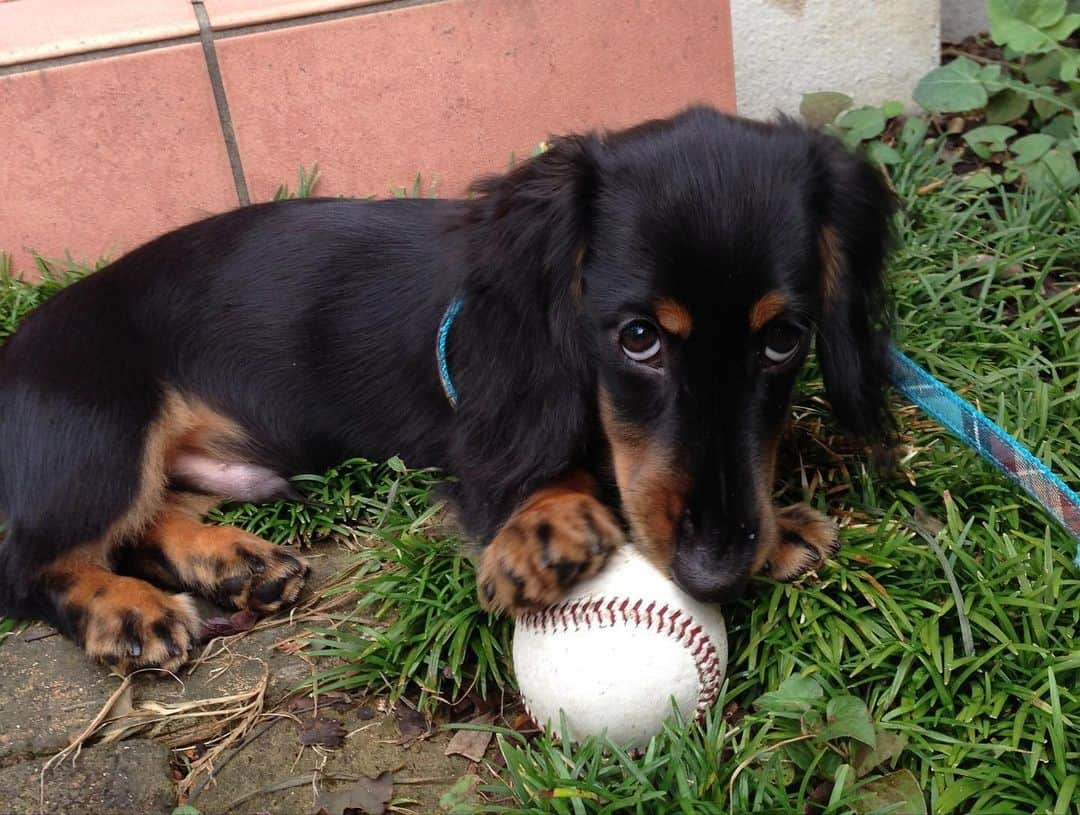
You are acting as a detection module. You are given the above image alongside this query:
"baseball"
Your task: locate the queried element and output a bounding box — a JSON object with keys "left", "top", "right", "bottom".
{"left": 512, "top": 545, "right": 727, "bottom": 749}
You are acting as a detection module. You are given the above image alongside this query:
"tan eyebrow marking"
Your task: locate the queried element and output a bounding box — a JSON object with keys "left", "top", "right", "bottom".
{"left": 749, "top": 290, "right": 788, "bottom": 331}
{"left": 654, "top": 298, "right": 693, "bottom": 339}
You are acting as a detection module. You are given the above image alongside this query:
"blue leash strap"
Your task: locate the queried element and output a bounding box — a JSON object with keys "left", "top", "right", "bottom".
{"left": 890, "top": 346, "right": 1080, "bottom": 567}
{"left": 437, "top": 297, "right": 464, "bottom": 408}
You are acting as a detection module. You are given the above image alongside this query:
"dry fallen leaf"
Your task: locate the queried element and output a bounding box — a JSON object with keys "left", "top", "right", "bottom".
{"left": 298, "top": 716, "right": 347, "bottom": 748}
{"left": 509, "top": 712, "right": 539, "bottom": 735}
{"left": 199, "top": 609, "right": 258, "bottom": 641}
{"left": 395, "top": 701, "right": 428, "bottom": 743}
{"left": 288, "top": 691, "right": 353, "bottom": 715}
{"left": 313, "top": 771, "right": 393, "bottom": 815}
{"left": 444, "top": 713, "right": 494, "bottom": 762}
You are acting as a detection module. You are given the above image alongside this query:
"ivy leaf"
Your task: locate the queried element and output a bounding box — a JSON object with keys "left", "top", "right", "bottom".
{"left": 964, "top": 124, "right": 1016, "bottom": 160}
{"left": 963, "top": 124, "right": 1018, "bottom": 152}
{"left": 821, "top": 695, "right": 877, "bottom": 747}
{"left": 1024, "top": 51, "right": 1064, "bottom": 83}
{"left": 753, "top": 674, "right": 824, "bottom": 714}
{"left": 1060, "top": 49, "right": 1080, "bottom": 81}
{"left": 979, "top": 63, "right": 1007, "bottom": 93}
{"left": 800, "top": 91, "right": 853, "bottom": 128}
{"left": 853, "top": 727, "right": 909, "bottom": 776}
{"left": 881, "top": 100, "right": 904, "bottom": 119}
{"left": 851, "top": 770, "right": 927, "bottom": 815}
{"left": 1045, "top": 11, "right": 1080, "bottom": 38}
{"left": 990, "top": 0, "right": 1066, "bottom": 28}
{"left": 991, "top": 20, "right": 1057, "bottom": 53}
{"left": 837, "top": 106, "right": 887, "bottom": 145}
{"left": 439, "top": 774, "right": 482, "bottom": 813}
{"left": 914, "top": 58, "right": 989, "bottom": 112}
{"left": 801, "top": 708, "right": 823, "bottom": 734}
{"left": 1011, "top": 132, "right": 1057, "bottom": 163}
{"left": 899, "top": 117, "right": 930, "bottom": 153}
{"left": 989, "top": 0, "right": 1066, "bottom": 53}
{"left": 1026, "top": 148, "right": 1080, "bottom": 188}
{"left": 991, "top": 19, "right": 1057, "bottom": 53}
{"left": 1042, "top": 112, "right": 1078, "bottom": 139}
{"left": 986, "top": 89, "right": 1031, "bottom": 122}
{"left": 865, "top": 141, "right": 902, "bottom": 165}
{"left": 1034, "top": 94, "right": 1067, "bottom": 119}
{"left": 963, "top": 168, "right": 1002, "bottom": 189}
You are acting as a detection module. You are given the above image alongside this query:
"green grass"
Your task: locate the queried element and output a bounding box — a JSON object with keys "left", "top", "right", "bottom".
{"left": 461, "top": 139, "right": 1080, "bottom": 813}
{"left": 210, "top": 457, "right": 514, "bottom": 711}
{"left": 0, "top": 252, "right": 97, "bottom": 340}
{"left": 0, "top": 616, "right": 18, "bottom": 646}
{"left": 301, "top": 520, "right": 513, "bottom": 709}
{"left": 2, "top": 143, "right": 1078, "bottom": 813}
{"left": 273, "top": 163, "right": 321, "bottom": 201}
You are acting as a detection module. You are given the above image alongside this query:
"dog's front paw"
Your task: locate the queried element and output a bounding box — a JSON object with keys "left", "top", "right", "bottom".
{"left": 477, "top": 488, "right": 624, "bottom": 615}
{"left": 142, "top": 515, "right": 310, "bottom": 614}
{"left": 79, "top": 578, "right": 200, "bottom": 673}
{"left": 200, "top": 531, "right": 310, "bottom": 614}
{"left": 762, "top": 503, "right": 839, "bottom": 581}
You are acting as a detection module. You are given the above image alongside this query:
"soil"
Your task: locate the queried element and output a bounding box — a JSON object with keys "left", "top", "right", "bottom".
{"left": 0, "top": 543, "right": 486, "bottom": 815}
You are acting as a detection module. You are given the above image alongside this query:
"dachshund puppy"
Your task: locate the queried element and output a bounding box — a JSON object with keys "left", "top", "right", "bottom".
{"left": 0, "top": 107, "right": 893, "bottom": 672}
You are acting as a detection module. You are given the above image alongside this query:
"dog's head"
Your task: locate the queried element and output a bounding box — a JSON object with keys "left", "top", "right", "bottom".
{"left": 458, "top": 107, "right": 894, "bottom": 600}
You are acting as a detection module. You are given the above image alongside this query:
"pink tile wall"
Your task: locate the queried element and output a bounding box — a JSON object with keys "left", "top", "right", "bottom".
{"left": 201, "top": 0, "right": 386, "bottom": 30}
{"left": 0, "top": 0, "right": 735, "bottom": 277}
{"left": 1, "top": 46, "right": 238, "bottom": 272}
{"left": 218, "top": 0, "right": 736, "bottom": 200}
{"left": 0, "top": 0, "right": 198, "bottom": 66}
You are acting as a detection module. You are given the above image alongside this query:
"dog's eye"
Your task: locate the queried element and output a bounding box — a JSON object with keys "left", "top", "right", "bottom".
{"left": 619, "top": 320, "right": 662, "bottom": 363}
{"left": 762, "top": 324, "right": 802, "bottom": 366}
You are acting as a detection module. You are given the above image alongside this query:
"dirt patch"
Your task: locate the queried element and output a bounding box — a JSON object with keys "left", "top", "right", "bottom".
{"left": 0, "top": 624, "right": 119, "bottom": 768}
{"left": 191, "top": 701, "right": 470, "bottom": 814}
{"left": 0, "top": 541, "right": 485, "bottom": 814}
{"left": 0, "top": 739, "right": 174, "bottom": 815}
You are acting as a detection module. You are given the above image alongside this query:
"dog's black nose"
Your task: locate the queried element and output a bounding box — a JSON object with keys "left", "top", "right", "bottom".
{"left": 671, "top": 549, "right": 747, "bottom": 603}
{"left": 670, "top": 510, "right": 754, "bottom": 603}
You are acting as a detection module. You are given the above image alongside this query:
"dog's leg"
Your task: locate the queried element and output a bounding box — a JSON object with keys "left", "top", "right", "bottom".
{"left": 476, "top": 472, "right": 624, "bottom": 615}
{"left": 758, "top": 503, "right": 839, "bottom": 581}
{"left": 36, "top": 548, "right": 201, "bottom": 673}
{"left": 114, "top": 503, "right": 309, "bottom": 614}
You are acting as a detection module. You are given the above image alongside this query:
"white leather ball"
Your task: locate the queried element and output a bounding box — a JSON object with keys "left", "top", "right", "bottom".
{"left": 512, "top": 545, "right": 727, "bottom": 749}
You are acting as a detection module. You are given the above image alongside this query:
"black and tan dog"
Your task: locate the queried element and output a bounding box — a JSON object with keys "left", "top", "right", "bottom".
{"left": 0, "top": 107, "right": 893, "bottom": 673}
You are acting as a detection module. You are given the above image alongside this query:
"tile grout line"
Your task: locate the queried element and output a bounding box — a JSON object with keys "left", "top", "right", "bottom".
{"left": 0, "top": 36, "right": 201, "bottom": 77}
{"left": 212, "top": 0, "right": 446, "bottom": 40}
{"left": 0, "top": 0, "right": 447, "bottom": 76}
{"left": 192, "top": 0, "right": 250, "bottom": 207}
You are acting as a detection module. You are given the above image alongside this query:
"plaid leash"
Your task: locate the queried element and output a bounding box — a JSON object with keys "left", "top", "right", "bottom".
{"left": 890, "top": 346, "right": 1080, "bottom": 567}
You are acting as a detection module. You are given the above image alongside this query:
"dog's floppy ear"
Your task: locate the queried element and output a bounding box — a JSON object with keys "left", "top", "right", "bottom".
{"left": 812, "top": 137, "right": 896, "bottom": 441}
{"left": 443, "top": 137, "right": 603, "bottom": 538}
{"left": 457, "top": 135, "right": 600, "bottom": 354}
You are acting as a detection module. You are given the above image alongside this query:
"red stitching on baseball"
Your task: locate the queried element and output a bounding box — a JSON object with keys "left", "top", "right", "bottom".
{"left": 519, "top": 593, "right": 725, "bottom": 720}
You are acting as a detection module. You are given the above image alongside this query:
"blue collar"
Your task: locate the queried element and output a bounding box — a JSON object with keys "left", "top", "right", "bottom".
{"left": 437, "top": 297, "right": 464, "bottom": 408}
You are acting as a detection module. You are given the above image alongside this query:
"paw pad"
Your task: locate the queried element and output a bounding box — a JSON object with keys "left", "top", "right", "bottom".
{"left": 478, "top": 492, "right": 624, "bottom": 615}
